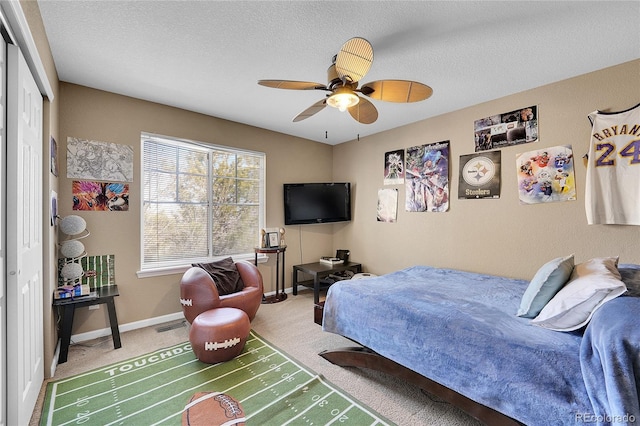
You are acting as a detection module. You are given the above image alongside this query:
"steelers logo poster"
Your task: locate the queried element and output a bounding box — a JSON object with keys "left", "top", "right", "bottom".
{"left": 458, "top": 151, "right": 501, "bottom": 199}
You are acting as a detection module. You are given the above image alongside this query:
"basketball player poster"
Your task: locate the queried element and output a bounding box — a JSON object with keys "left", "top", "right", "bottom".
{"left": 383, "top": 149, "right": 405, "bottom": 185}
{"left": 405, "top": 141, "right": 450, "bottom": 212}
{"left": 516, "top": 145, "right": 576, "bottom": 205}
{"left": 585, "top": 102, "right": 640, "bottom": 225}
{"left": 474, "top": 105, "right": 538, "bottom": 152}
{"left": 458, "top": 151, "right": 501, "bottom": 199}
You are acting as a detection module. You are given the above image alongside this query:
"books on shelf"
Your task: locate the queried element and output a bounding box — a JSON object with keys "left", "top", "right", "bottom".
{"left": 319, "top": 257, "right": 343, "bottom": 265}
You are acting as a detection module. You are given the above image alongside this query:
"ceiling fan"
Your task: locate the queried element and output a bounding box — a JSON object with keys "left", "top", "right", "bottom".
{"left": 258, "top": 37, "right": 433, "bottom": 124}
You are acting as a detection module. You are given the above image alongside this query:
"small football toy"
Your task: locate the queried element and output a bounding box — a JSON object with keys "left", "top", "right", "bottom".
{"left": 182, "top": 391, "right": 246, "bottom": 426}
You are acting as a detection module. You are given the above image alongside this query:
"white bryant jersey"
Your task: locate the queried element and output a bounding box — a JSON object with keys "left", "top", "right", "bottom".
{"left": 585, "top": 102, "right": 640, "bottom": 225}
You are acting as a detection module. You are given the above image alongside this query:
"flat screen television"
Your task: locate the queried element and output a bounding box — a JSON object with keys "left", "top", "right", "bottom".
{"left": 284, "top": 183, "right": 351, "bottom": 225}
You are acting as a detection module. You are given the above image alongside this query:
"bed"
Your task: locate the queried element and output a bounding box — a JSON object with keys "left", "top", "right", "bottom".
{"left": 320, "top": 260, "right": 640, "bottom": 425}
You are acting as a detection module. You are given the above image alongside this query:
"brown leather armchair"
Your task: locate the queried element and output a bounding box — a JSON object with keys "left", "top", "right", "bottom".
{"left": 180, "top": 260, "right": 263, "bottom": 323}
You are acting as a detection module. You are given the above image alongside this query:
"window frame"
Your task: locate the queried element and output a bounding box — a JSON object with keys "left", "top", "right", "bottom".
{"left": 137, "top": 132, "right": 266, "bottom": 278}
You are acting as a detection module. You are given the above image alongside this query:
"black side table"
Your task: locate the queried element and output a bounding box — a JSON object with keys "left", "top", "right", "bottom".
{"left": 254, "top": 245, "right": 287, "bottom": 303}
{"left": 53, "top": 285, "right": 121, "bottom": 363}
{"left": 292, "top": 261, "right": 362, "bottom": 304}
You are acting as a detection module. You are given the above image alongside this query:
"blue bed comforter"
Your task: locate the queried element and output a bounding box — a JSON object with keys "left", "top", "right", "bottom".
{"left": 580, "top": 296, "right": 640, "bottom": 424}
{"left": 322, "top": 265, "right": 640, "bottom": 425}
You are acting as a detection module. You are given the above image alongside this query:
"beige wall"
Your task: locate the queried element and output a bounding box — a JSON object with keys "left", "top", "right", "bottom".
{"left": 57, "top": 83, "right": 335, "bottom": 336}
{"left": 333, "top": 59, "right": 640, "bottom": 280}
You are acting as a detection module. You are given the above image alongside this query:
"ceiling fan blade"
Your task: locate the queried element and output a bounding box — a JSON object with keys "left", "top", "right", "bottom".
{"left": 360, "top": 80, "right": 433, "bottom": 103}
{"left": 335, "top": 37, "right": 374, "bottom": 84}
{"left": 293, "top": 99, "right": 327, "bottom": 122}
{"left": 348, "top": 97, "right": 378, "bottom": 124}
{"left": 258, "top": 80, "right": 327, "bottom": 90}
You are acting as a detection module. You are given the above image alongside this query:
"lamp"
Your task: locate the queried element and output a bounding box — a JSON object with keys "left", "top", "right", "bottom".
{"left": 326, "top": 87, "right": 359, "bottom": 112}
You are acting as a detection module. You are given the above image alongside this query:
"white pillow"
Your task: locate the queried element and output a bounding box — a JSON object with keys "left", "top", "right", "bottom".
{"left": 531, "top": 257, "right": 627, "bottom": 331}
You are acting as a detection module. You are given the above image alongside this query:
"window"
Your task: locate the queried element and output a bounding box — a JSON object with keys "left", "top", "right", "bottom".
{"left": 140, "top": 132, "right": 265, "bottom": 274}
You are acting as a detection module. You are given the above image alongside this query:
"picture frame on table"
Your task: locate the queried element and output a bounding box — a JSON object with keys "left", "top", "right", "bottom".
{"left": 267, "top": 232, "right": 279, "bottom": 248}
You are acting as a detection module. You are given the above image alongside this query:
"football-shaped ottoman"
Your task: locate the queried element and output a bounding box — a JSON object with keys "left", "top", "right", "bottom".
{"left": 189, "top": 307, "right": 250, "bottom": 364}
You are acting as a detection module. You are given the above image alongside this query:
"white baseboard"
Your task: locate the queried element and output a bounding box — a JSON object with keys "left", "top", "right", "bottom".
{"left": 69, "top": 311, "right": 186, "bottom": 344}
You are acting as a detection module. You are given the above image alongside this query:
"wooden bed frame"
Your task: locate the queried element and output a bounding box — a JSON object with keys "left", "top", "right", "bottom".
{"left": 319, "top": 346, "right": 523, "bottom": 426}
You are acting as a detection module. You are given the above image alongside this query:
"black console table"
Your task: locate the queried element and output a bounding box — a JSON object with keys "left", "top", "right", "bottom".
{"left": 53, "top": 285, "right": 121, "bottom": 363}
{"left": 292, "top": 261, "right": 362, "bottom": 304}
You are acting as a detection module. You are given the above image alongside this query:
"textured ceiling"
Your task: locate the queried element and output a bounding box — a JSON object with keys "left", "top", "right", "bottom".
{"left": 37, "top": 1, "right": 640, "bottom": 145}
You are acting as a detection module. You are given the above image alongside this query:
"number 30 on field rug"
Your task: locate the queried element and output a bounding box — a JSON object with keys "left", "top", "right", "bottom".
{"left": 41, "top": 330, "right": 393, "bottom": 425}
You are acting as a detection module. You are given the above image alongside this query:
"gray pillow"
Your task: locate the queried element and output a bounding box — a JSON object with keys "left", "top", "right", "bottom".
{"left": 619, "top": 264, "right": 640, "bottom": 297}
{"left": 192, "top": 257, "right": 244, "bottom": 295}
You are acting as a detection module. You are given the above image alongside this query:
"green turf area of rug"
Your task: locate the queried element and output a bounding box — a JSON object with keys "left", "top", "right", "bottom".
{"left": 41, "top": 330, "right": 393, "bottom": 425}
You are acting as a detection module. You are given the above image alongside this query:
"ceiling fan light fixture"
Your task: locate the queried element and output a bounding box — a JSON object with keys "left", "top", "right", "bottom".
{"left": 327, "top": 88, "right": 359, "bottom": 112}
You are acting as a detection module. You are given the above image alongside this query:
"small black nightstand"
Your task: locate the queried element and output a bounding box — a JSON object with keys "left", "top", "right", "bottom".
{"left": 53, "top": 286, "right": 121, "bottom": 363}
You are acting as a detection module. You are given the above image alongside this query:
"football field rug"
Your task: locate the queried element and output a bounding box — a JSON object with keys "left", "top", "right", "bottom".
{"left": 41, "top": 330, "right": 393, "bottom": 425}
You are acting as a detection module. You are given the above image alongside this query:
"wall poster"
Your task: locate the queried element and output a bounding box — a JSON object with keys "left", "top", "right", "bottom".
{"left": 58, "top": 254, "right": 115, "bottom": 288}
{"left": 383, "top": 149, "right": 405, "bottom": 185}
{"left": 405, "top": 141, "right": 450, "bottom": 212}
{"left": 72, "top": 180, "right": 129, "bottom": 211}
{"left": 474, "top": 105, "right": 538, "bottom": 152}
{"left": 50, "top": 136, "right": 59, "bottom": 177}
{"left": 377, "top": 188, "right": 398, "bottom": 222}
{"left": 458, "top": 151, "right": 501, "bottom": 199}
{"left": 516, "top": 144, "right": 576, "bottom": 205}
{"left": 67, "top": 137, "right": 134, "bottom": 182}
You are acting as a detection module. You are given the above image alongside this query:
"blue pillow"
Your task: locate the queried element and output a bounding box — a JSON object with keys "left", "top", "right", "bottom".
{"left": 517, "top": 254, "right": 574, "bottom": 318}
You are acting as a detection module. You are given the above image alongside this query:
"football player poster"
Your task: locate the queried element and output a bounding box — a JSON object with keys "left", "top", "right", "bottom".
{"left": 474, "top": 105, "right": 538, "bottom": 152}
{"left": 458, "top": 151, "right": 501, "bottom": 199}
{"left": 405, "top": 141, "right": 450, "bottom": 212}
{"left": 516, "top": 144, "right": 576, "bottom": 205}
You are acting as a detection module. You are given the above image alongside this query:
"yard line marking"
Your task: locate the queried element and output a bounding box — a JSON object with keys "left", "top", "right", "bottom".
{"left": 281, "top": 388, "right": 335, "bottom": 426}
{"left": 245, "top": 374, "right": 321, "bottom": 419}
{"left": 325, "top": 403, "right": 355, "bottom": 425}
{"left": 312, "top": 375, "right": 391, "bottom": 426}
{"left": 238, "top": 367, "right": 306, "bottom": 404}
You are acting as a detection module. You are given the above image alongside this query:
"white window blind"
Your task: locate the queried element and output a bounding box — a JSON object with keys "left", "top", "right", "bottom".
{"left": 141, "top": 133, "right": 265, "bottom": 271}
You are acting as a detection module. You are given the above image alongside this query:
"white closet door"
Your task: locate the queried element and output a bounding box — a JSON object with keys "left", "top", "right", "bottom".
{"left": 5, "top": 42, "right": 43, "bottom": 426}
{"left": 0, "top": 35, "right": 6, "bottom": 426}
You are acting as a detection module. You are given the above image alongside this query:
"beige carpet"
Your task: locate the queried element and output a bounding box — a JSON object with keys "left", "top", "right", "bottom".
{"left": 31, "top": 289, "right": 481, "bottom": 425}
